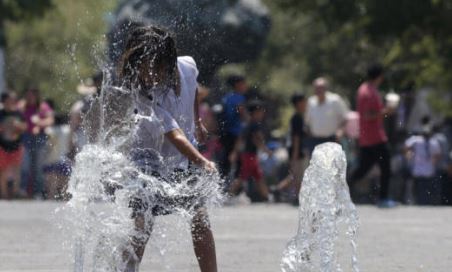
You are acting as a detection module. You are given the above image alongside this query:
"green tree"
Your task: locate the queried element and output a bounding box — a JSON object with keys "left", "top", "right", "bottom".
{"left": 275, "top": 0, "right": 452, "bottom": 115}
{"left": 0, "top": 0, "right": 53, "bottom": 93}
{"left": 4, "top": 0, "right": 117, "bottom": 109}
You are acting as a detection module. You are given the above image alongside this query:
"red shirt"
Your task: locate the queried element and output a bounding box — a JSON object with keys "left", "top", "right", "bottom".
{"left": 356, "top": 82, "right": 387, "bottom": 146}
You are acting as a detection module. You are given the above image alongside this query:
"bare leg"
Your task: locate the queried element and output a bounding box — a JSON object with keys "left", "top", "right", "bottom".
{"left": 0, "top": 169, "right": 9, "bottom": 199}
{"left": 276, "top": 174, "right": 294, "bottom": 191}
{"left": 191, "top": 208, "right": 217, "bottom": 272}
{"left": 123, "top": 214, "right": 153, "bottom": 271}
{"left": 256, "top": 179, "right": 269, "bottom": 200}
{"left": 11, "top": 166, "right": 21, "bottom": 197}
{"left": 228, "top": 178, "right": 243, "bottom": 196}
{"left": 52, "top": 173, "right": 69, "bottom": 200}
{"left": 274, "top": 159, "right": 305, "bottom": 199}
{"left": 45, "top": 173, "right": 57, "bottom": 200}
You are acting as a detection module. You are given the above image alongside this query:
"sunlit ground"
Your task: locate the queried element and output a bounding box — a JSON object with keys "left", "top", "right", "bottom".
{"left": 0, "top": 201, "right": 450, "bottom": 272}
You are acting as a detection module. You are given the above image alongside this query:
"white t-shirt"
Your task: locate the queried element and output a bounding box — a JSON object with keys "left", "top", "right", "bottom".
{"left": 131, "top": 95, "right": 180, "bottom": 172}
{"left": 305, "top": 92, "right": 348, "bottom": 137}
{"left": 155, "top": 56, "right": 199, "bottom": 169}
{"left": 405, "top": 135, "right": 441, "bottom": 178}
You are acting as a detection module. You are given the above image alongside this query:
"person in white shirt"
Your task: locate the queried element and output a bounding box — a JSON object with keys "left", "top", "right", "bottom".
{"left": 155, "top": 55, "right": 218, "bottom": 271}
{"left": 405, "top": 125, "right": 442, "bottom": 205}
{"left": 305, "top": 77, "right": 348, "bottom": 154}
{"left": 115, "top": 26, "right": 218, "bottom": 271}
{"left": 155, "top": 56, "right": 204, "bottom": 169}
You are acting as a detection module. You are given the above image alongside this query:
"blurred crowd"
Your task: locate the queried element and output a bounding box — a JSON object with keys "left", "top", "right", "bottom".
{"left": 1, "top": 65, "right": 452, "bottom": 206}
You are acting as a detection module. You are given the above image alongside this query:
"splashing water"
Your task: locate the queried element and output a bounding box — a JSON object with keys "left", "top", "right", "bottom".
{"left": 281, "top": 142, "right": 359, "bottom": 272}
{"left": 57, "top": 71, "right": 224, "bottom": 271}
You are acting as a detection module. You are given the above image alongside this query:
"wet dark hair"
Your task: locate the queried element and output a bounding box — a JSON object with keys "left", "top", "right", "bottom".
{"left": 226, "top": 75, "right": 246, "bottom": 88}
{"left": 291, "top": 92, "right": 305, "bottom": 106}
{"left": 367, "top": 64, "right": 384, "bottom": 80}
{"left": 247, "top": 99, "right": 265, "bottom": 113}
{"left": 118, "top": 25, "right": 177, "bottom": 90}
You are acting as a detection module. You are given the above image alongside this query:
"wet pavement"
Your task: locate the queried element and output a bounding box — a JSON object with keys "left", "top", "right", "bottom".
{"left": 0, "top": 201, "right": 451, "bottom": 271}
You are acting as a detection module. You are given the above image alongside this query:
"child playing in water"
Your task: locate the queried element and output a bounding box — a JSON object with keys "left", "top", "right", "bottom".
{"left": 117, "top": 26, "right": 218, "bottom": 271}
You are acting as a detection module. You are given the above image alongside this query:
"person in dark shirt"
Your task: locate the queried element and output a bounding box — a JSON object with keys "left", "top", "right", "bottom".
{"left": 271, "top": 93, "right": 307, "bottom": 204}
{"left": 229, "top": 100, "right": 271, "bottom": 200}
{"left": 0, "top": 92, "right": 27, "bottom": 199}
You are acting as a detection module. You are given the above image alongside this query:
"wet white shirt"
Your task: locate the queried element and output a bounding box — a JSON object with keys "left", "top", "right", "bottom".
{"left": 131, "top": 95, "right": 180, "bottom": 172}
{"left": 155, "top": 56, "right": 199, "bottom": 169}
{"left": 305, "top": 92, "right": 348, "bottom": 137}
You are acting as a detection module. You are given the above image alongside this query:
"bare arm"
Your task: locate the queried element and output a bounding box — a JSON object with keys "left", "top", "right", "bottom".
{"left": 194, "top": 88, "right": 208, "bottom": 143}
{"left": 165, "top": 129, "right": 216, "bottom": 171}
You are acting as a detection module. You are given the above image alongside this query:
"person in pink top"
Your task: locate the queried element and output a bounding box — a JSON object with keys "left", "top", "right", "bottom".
{"left": 20, "top": 89, "right": 54, "bottom": 198}
{"left": 350, "top": 64, "right": 396, "bottom": 208}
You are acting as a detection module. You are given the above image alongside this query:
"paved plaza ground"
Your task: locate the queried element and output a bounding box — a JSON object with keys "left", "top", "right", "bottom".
{"left": 0, "top": 201, "right": 451, "bottom": 271}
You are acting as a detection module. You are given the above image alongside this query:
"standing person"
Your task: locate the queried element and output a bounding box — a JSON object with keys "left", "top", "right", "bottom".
{"left": 155, "top": 53, "right": 219, "bottom": 272}
{"left": 114, "top": 26, "right": 218, "bottom": 271}
{"left": 305, "top": 77, "right": 348, "bottom": 154}
{"left": 219, "top": 75, "right": 249, "bottom": 180}
{"left": 19, "top": 89, "right": 54, "bottom": 198}
{"left": 405, "top": 125, "right": 442, "bottom": 205}
{"left": 271, "top": 93, "right": 307, "bottom": 204}
{"left": 349, "top": 64, "right": 396, "bottom": 207}
{"left": 42, "top": 114, "right": 71, "bottom": 200}
{"left": 228, "top": 100, "right": 271, "bottom": 201}
{"left": 0, "top": 92, "right": 27, "bottom": 199}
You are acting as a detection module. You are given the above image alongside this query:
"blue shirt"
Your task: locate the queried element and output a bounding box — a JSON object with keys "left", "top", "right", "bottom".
{"left": 222, "top": 92, "right": 246, "bottom": 136}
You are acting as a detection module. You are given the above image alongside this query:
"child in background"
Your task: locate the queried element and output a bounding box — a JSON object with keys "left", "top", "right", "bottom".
{"left": 229, "top": 100, "right": 271, "bottom": 201}
{"left": 0, "top": 92, "right": 27, "bottom": 199}
{"left": 405, "top": 125, "right": 442, "bottom": 205}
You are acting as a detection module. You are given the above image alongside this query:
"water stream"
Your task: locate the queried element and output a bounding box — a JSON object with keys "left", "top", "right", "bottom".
{"left": 57, "top": 71, "right": 224, "bottom": 271}
{"left": 281, "top": 142, "right": 360, "bottom": 272}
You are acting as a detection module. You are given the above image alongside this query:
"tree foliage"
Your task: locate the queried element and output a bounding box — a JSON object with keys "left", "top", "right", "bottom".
{"left": 272, "top": 0, "right": 452, "bottom": 115}
{"left": 0, "top": 0, "right": 53, "bottom": 46}
{"left": 3, "top": 0, "right": 452, "bottom": 117}
{"left": 4, "top": 0, "right": 116, "bottom": 110}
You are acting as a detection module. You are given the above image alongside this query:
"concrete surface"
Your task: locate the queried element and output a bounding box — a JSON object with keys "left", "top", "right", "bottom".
{"left": 0, "top": 201, "right": 451, "bottom": 271}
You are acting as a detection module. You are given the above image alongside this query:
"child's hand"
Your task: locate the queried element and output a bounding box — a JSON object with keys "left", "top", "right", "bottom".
{"left": 202, "top": 160, "right": 217, "bottom": 173}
